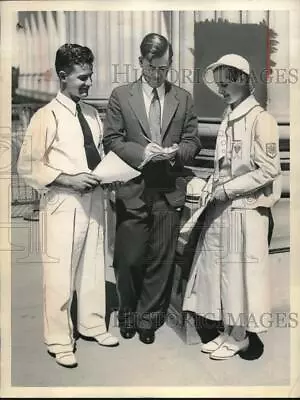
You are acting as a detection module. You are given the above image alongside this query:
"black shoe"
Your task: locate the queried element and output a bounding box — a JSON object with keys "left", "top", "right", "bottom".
{"left": 120, "top": 327, "right": 136, "bottom": 339}
{"left": 238, "top": 332, "right": 264, "bottom": 360}
{"left": 138, "top": 329, "right": 155, "bottom": 344}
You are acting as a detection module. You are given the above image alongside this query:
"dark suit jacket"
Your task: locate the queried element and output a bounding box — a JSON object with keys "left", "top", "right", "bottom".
{"left": 103, "top": 78, "right": 201, "bottom": 208}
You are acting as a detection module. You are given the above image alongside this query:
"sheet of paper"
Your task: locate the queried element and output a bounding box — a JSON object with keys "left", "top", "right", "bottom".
{"left": 92, "top": 151, "right": 141, "bottom": 183}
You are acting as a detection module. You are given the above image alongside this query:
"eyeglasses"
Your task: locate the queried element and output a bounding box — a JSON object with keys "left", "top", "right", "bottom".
{"left": 145, "top": 63, "right": 170, "bottom": 73}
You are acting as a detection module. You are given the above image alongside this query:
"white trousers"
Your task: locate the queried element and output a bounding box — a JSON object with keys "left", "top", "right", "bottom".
{"left": 40, "top": 186, "right": 107, "bottom": 354}
{"left": 183, "top": 200, "right": 270, "bottom": 333}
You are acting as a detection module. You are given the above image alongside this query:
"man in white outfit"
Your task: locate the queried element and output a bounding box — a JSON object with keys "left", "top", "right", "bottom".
{"left": 18, "top": 43, "right": 119, "bottom": 368}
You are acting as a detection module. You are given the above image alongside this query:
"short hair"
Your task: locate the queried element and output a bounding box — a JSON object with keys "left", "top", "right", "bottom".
{"left": 214, "top": 65, "right": 250, "bottom": 85}
{"left": 140, "top": 33, "right": 173, "bottom": 62}
{"left": 55, "top": 43, "right": 94, "bottom": 76}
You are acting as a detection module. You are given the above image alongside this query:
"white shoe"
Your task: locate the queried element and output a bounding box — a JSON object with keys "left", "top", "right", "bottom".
{"left": 55, "top": 351, "right": 78, "bottom": 368}
{"left": 209, "top": 336, "right": 249, "bottom": 360}
{"left": 201, "top": 333, "right": 229, "bottom": 353}
{"left": 95, "top": 332, "right": 119, "bottom": 347}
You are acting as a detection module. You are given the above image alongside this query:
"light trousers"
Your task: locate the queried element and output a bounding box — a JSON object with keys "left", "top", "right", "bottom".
{"left": 40, "top": 186, "right": 107, "bottom": 354}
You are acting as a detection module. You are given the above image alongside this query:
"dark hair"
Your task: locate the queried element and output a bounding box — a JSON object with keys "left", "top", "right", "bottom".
{"left": 140, "top": 33, "right": 173, "bottom": 62}
{"left": 55, "top": 43, "right": 94, "bottom": 76}
{"left": 214, "top": 65, "right": 249, "bottom": 85}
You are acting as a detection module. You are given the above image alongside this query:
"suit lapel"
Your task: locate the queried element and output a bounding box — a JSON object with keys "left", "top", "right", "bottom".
{"left": 161, "top": 82, "right": 179, "bottom": 140}
{"left": 128, "top": 80, "right": 151, "bottom": 139}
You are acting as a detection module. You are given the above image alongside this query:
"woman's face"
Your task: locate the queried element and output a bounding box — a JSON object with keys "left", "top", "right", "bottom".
{"left": 213, "top": 66, "right": 249, "bottom": 106}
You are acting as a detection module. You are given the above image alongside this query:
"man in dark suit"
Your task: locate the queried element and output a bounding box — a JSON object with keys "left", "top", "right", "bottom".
{"left": 103, "top": 33, "right": 201, "bottom": 344}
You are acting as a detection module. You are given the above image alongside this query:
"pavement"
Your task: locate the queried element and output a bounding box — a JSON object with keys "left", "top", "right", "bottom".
{"left": 8, "top": 218, "right": 292, "bottom": 391}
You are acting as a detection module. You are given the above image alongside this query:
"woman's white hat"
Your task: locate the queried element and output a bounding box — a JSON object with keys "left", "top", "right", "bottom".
{"left": 203, "top": 53, "right": 254, "bottom": 96}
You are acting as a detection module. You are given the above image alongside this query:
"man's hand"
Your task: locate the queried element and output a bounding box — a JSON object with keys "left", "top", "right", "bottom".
{"left": 144, "top": 142, "right": 166, "bottom": 161}
{"left": 162, "top": 143, "right": 179, "bottom": 161}
{"left": 54, "top": 172, "right": 102, "bottom": 193}
{"left": 143, "top": 142, "right": 179, "bottom": 163}
{"left": 211, "top": 184, "right": 228, "bottom": 202}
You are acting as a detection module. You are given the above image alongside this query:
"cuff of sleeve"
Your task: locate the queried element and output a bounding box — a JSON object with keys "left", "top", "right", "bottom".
{"left": 138, "top": 159, "right": 146, "bottom": 170}
{"left": 138, "top": 148, "right": 151, "bottom": 169}
{"left": 36, "top": 168, "right": 63, "bottom": 189}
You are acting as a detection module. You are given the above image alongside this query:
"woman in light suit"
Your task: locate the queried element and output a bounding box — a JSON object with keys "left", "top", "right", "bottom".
{"left": 183, "top": 54, "right": 281, "bottom": 360}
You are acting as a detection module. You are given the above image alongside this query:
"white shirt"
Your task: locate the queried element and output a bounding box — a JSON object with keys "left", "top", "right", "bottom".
{"left": 141, "top": 76, "right": 165, "bottom": 125}
{"left": 17, "top": 91, "right": 103, "bottom": 191}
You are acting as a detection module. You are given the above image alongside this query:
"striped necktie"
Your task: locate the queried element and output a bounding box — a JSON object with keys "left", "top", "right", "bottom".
{"left": 149, "top": 88, "right": 161, "bottom": 145}
{"left": 76, "top": 103, "right": 101, "bottom": 170}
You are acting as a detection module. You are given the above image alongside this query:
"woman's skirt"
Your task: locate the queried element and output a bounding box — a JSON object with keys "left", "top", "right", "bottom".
{"left": 182, "top": 199, "right": 270, "bottom": 333}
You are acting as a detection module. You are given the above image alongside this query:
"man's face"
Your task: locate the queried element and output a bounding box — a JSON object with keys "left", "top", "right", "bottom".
{"left": 213, "top": 66, "right": 248, "bottom": 105}
{"left": 140, "top": 50, "right": 171, "bottom": 88}
{"left": 60, "top": 63, "right": 93, "bottom": 101}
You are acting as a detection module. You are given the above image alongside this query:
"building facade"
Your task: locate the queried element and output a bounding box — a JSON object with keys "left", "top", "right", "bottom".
{"left": 12, "top": 10, "right": 290, "bottom": 196}
{"left": 14, "top": 11, "right": 290, "bottom": 120}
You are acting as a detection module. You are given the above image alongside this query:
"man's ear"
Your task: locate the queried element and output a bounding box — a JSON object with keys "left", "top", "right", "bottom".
{"left": 58, "top": 70, "right": 67, "bottom": 82}
{"left": 138, "top": 57, "right": 143, "bottom": 67}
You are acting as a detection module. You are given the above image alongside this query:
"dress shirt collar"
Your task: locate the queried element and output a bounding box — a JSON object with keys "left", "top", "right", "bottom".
{"left": 141, "top": 76, "right": 165, "bottom": 100}
{"left": 56, "top": 91, "right": 82, "bottom": 116}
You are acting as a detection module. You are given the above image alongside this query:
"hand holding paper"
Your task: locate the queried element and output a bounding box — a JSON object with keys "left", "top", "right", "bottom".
{"left": 140, "top": 143, "right": 179, "bottom": 168}
{"left": 92, "top": 151, "right": 141, "bottom": 184}
{"left": 162, "top": 143, "right": 179, "bottom": 160}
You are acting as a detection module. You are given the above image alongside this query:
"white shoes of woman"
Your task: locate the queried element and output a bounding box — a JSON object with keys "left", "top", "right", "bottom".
{"left": 201, "top": 333, "right": 229, "bottom": 353}
{"left": 209, "top": 335, "right": 249, "bottom": 360}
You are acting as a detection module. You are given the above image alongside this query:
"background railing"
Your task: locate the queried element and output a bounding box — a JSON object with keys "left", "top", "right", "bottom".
{"left": 11, "top": 104, "right": 41, "bottom": 218}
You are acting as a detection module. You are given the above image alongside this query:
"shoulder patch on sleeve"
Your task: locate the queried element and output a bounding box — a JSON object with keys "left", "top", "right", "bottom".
{"left": 266, "top": 142, "right": 277, "bottom": 158}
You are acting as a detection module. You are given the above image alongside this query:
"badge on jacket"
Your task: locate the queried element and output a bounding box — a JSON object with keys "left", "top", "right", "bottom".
{"left": 232, "top": 140, "right": 242, "bottom": 159}
{"left": 266, "top": 142, "right": 277, "bottom": 158}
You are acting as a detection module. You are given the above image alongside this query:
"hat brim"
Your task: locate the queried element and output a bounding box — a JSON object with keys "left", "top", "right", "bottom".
{"left": 203, "top": 62, "right": 224, "bottom": 97}
{"left": 203, "top": 61, "right": 250, "bottom": 96}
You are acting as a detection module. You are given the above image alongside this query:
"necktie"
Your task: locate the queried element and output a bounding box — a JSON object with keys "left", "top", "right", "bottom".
{"left": 149, "top": 88, "right": 161, "bottom": 145}
{"left": 76, "top": 103, "right": 101, "bottom": 170}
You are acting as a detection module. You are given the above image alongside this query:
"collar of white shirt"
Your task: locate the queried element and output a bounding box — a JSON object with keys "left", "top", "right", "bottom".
{"left": 226, "top": 94, "right": 260, "bottom": 121}
{"left": 56, "top": 91, "right": 82, "bottom": 116}
{"left": 141, "top": 76, "right": 165, "bottom": 101}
